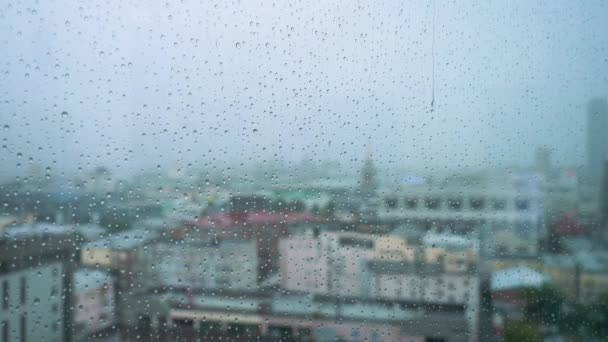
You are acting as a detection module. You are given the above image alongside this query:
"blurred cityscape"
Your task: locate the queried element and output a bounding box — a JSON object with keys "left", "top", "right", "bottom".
{"left": 0, "top": 97, "right": 607, "bottom": 342}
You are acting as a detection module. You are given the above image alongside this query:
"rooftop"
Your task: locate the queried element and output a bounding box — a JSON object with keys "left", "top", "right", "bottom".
{"left": 190, "top": 212, "right": 316, "bottom": 229}
{"left": 1, "top": 223, "right": 72, "bottom": 240}
{"left": 543, "top": 251, "right": 608, "bottom": 273}
{"left": 83, "top": 228, "right": 159, "bottom": 250}
{"left": 491, "top": 266, "right": 549, "bottom": 291}
{"left": 422, "top": 232, "right": 479, "bottom": 251}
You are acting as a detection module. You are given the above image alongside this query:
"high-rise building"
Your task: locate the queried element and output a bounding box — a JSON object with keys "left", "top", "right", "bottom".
{"left": 535, "top": 146, "right": 552, "bottom": 177}
{"left": 601, "top": 161, "right": 608, "bottom": 227}
{"left": 587, "top": 97, "right": 608, "bottom": 182}
{"left": 359, "top": 146, "right": 379, "bottom": 220}
{"left": 360, "top": 147, "right": 378, "bottom": 198}
{"left": 0, "top": 224, "right": 80, "bottom": 342}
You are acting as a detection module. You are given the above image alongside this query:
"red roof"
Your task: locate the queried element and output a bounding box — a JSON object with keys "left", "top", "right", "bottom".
{"left": 552, "top": 214, "right": 586, "bottom": 236}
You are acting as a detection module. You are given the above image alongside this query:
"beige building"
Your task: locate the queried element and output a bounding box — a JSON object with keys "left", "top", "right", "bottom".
{"left": 542, "top": 251, "right": 608, "bottom": 304}
{"left": 279, "top": 230, "right": 481, "bottom": 340}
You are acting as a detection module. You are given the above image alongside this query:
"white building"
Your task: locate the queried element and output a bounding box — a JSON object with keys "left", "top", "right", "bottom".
{"left": 379, "top": 173, "right": 545, "bottom": 256}
{"left": 279, "top": 231, "right": 377, "bottom": 297}
{"left": 148, "top": 239, "right": 258, "bottom": 292}
{"left": 73, "top": 269, "right": 115, "bottom": 338}
{"left": 278, "top": 235, "right": 328, "bottom": 293}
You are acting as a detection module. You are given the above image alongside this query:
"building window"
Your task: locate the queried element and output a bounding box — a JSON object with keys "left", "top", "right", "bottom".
{"left": 385, "top": 197, "right": 397, "bottom": 209}
{"left": 405, "top": 198, "right": 418, "bottom": 209}
{"left": 2, "top": 320, "right": 8, "bottom": 342}
{"left": 515, "top": 198, "right": 530, "bottom": 211}
{"left": 447, "top": 198, "right": 462, "bottom": 211}
{"left": 2, "top": 281, "right": 8, "bottom": 310}
{"left": 20, "top": 314, "right": 26, "bottom": 342}
{"left": 492, "top": 198, "right": 507, "bottom": 210}
{"left": 469, "top": 198, "right": 485, "bottom": 210}
{"left": 424, "top": 198, "right": 440, "bottom": 210}
{"left": 20, "top": 277, "right": 26, "bottom": 305}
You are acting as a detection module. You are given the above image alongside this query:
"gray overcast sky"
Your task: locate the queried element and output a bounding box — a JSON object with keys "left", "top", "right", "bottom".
{"left": 1, "top": 0, "right": 607, "bottom": 180}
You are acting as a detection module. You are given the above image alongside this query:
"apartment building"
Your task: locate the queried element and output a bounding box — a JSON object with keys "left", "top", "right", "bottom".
{"left": 0, "top": 224, "right": 80, "bottom": 342}
{"left": 379, "top": 173, "right": 544, "bottom": 256}
{"left": 279, "top": 230, "right": 481, "bottom": 339}
{"left": 73, "top": 269, "right": 115, "bottom": 339}
{"left": 147, "top": 238, "right": 258, "bottom": 292}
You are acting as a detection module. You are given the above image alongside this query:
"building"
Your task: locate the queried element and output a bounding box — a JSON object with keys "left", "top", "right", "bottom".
{"left": 543, "top": 169, "right": 578, "bottom": 225}
{"left": 125, "top": 289, "right": 471, "bottom": 342}
{"left": 535, "top": 146, "right": 553, "bottom": 177}
{"left": 279, "top": 230, "right": 376, "bottom": 297}
{"left": 272, "top": 190, "right": 333, "bottom": 214}
{"left": 72, "top": 223, "right": 107, "bottom": 242}
{"left": 577, "top": 180, "right": 601, "bottom": 226}
{"left": 489, "top": 266, "right": 549, "bottom": 339}
{"left": 185, "top": 211, "right": 315, "bottom": 278}
{"left": 542, "top": 251, "right": 608, "bottom": 304}
{"left": 601, "top": 161, "right": 608, "bottom": 228}
{"left": 279, "top": 229, "right": 481, "bottom": 339}
{"left": 81, "top": 229, "right": 159, "bottom": 273}
{"left": 81, "top": 228, "right": 160, "bottom": 327}
{"left": 587, "top": 97, "right": 608, "bottom": 182}
{"left": 73, "top": 269, "right": 115, "bottom": 340}
{"left": 278, "top": 234, "right": 328, "bottom": 294}
{"left": 359, "top": 147, "right": 380, "bottom": 220}
{"left": 379, "top": 172, "right": 544, "bottom": 257}
{"left": 0, "top": 224, "right": 81, "bottom": 342}
{"left": 367, "top": 232, "right": 480, "bottom": 339}
{"left": 490, "top": 266, "right": 549, "bottom": 318}
{"left": 146, "top": 238, "right": 258, "bottom": 292}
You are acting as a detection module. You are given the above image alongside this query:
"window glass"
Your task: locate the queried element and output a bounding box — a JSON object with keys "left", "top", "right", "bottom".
{"left": 470, "top": 197, "right": 485, "bottom": 211}
{"left": 425, "top": 198, "right": 441, "bottom": 210}
{"left": 405, "top": 198, "right": 419, "bottom": 210}
{"left": 1, "top": 1, "right": 607, "bottom": 342}
{"left": 447, "top": 198, "right": 463, "bottom": 211}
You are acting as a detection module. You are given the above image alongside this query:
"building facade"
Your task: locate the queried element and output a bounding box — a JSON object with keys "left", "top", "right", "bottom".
{"left": 73, "top": 269, "right": 115, "bottom": 339}
{"left": 0, "top": 224, "right": 80, "bottom": 342}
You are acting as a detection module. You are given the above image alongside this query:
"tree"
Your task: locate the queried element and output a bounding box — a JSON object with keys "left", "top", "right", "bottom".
{"left": 505, "top": 321, "right": 540, "bottom": 342}
{"left": 524, "top": 285, "right": 564, "bottom": 325}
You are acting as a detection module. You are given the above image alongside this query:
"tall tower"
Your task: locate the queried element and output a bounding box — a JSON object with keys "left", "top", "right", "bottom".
{"left": 361, "top": 145, "right": 378, "bottom": 199}
{"left": 359, "top": 145, "right": 379, "bottom": 220}
{"left": 601, "top": 161, "right": 608, "bottom": 227}
{"left": 535, "top": 146, "right": 552, "bottom": 177}
{"left": 587, "top": 97, "right": 608, "bottom": 182}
